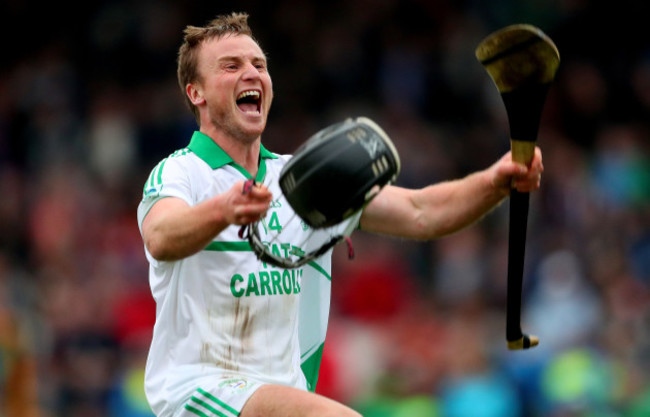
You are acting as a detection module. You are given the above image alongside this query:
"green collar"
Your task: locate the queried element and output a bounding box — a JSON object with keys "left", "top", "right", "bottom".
{"left": 187, "top": 131, "right": 277, "bottom": 182}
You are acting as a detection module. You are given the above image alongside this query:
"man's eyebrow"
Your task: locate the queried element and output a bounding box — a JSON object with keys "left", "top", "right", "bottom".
{"left": 217, "top": 55, "right": 267, "bottom": 63}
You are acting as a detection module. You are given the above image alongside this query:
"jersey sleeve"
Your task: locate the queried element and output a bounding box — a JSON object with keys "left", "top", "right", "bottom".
{"left": 137, "top": 156, "right": 193, "bottom": 233}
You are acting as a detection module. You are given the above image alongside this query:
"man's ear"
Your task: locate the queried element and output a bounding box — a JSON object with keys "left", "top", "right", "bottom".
{"left": 187, "top": 83, "right": 205, "bottom": 106}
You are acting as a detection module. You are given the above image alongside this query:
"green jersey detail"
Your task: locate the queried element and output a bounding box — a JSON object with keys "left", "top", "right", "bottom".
{"left": 142, "top": 149, "right": 191, "bottom": 198}
{"left": 187, "top": 131, "right": 277, "bottom": 182}
{"left": 203, "top": 241, "right": 330, "bottom": 280}
{"left": 204, "top": 241, "right": 252, "bottom": 252}
{"left": 306, "top": 261, "right": 331, "bottom": 281}
{"left": 300, "top": 343, "right": 325, "bottom": 392}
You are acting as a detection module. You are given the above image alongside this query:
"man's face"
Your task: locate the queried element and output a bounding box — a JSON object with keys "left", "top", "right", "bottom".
{"left": 193, "top": 34, "right": 273, "bottom": 142}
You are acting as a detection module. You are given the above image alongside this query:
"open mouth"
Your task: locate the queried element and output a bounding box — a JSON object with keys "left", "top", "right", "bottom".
{"left": 236, "top": 90, "right": 261, "bottom": 115}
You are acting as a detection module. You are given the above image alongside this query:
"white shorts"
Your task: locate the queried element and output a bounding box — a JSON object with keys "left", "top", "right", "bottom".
{"left": 173, "top": 376, "right": 264, "bottom": 417}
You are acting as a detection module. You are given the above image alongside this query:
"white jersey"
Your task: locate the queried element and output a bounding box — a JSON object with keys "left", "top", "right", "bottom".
{"left": 137, "top": 131, "right": 357, "bottom": 416}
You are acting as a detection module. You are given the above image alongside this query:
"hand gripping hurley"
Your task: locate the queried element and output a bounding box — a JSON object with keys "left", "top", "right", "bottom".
{"left": 476, "top": 24, "right": 560, "bottom": 350}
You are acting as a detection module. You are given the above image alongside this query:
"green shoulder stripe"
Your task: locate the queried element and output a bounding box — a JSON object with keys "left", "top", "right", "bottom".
{"left": 146, "top": 148, "right": 193, "bottom": 188}
{"left": 146, "top": 158, "right": 166, "bottom": 189}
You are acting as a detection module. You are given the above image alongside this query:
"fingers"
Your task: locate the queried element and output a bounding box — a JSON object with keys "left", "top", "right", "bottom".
{"left": 512, "top": 147, "right": 544, "bottom": 192}
{"left": 492, "top": 147, "right": 544, "bottom": 194}
{"left": 231, "top": 180, "right": 273, "bottom": 225}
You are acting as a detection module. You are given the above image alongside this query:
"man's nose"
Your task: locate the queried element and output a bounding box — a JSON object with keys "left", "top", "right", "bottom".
{"left": 242, "top": 62, "right": 261, "bottom": 80}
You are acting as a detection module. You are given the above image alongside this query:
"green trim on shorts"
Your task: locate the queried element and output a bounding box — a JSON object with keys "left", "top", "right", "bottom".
{"left": 184, "top": 388, "right": 240, "bottom": 417}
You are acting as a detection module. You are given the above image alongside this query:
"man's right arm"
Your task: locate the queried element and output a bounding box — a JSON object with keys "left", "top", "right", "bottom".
{"left": 141, "top": 181, "right": 272, "bottom": 261}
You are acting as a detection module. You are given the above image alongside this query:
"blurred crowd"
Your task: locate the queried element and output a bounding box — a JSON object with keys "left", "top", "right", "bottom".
{"left": 1, "top": 0, "right": 650, "bottom": 416}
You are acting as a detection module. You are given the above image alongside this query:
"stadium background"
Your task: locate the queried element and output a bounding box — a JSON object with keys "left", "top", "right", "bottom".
{"left": 1, "top": 0, "right": 649, "bottom": 416}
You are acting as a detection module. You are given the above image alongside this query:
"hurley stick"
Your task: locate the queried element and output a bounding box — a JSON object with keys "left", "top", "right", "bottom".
{"left": 475, "top": 24, "right": 560, "bottom": 350}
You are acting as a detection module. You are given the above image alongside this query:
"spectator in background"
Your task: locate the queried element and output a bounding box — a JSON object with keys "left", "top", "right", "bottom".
{"left": 0, "top": 253, "right": 41, "bottom": 417}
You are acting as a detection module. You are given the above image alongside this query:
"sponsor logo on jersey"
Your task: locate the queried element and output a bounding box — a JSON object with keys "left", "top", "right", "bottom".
{"left": 230, "top": 268, "right": 302, "bottom": 298}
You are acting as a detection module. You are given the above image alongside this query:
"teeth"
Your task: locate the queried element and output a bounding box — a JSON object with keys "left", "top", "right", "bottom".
{"left": 237, "top": 90, "right": 260, "bottom": 100}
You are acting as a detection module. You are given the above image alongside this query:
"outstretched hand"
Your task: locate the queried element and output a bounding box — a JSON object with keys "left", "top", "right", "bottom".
{"left": 220, "top": 180, "right": 273, "bottom": 225}
{"left": 489, "top": 147, "right": 544, "bottom": 196}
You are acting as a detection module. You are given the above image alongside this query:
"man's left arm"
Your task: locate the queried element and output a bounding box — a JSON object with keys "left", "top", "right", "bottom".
{"left": 359, "top": 148, "right": 543, "bottom": 239}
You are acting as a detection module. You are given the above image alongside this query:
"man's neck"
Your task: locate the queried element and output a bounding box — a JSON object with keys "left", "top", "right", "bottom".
{"left": 200, "top": 126, "right": 261, "bottom": 177}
